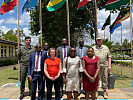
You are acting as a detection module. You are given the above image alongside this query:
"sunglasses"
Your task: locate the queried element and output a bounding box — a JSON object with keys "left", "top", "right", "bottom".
{"left": 70, "top": 50, "right": 76, "bottom": 52}
{"left": 35, "top": 46, "right": 42, "bottom": 48}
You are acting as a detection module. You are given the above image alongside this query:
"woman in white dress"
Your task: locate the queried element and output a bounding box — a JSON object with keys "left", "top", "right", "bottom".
{"left": 62, "top": 47, "right": 84, "bottom": 100}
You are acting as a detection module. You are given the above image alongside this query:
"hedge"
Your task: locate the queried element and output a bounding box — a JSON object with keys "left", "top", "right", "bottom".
{"left": 0, "top": 58, "right": 18, "bottom": 67}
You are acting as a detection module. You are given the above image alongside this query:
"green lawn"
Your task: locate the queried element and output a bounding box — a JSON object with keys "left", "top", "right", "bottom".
{"left": 0, "top": 65, "right": 28, "bottom": 87}
{"left": 111, "top": 64, "right": 133, "bottom": 88}
{"left": 0, "top": 64, "right": 132, "bottom": 88}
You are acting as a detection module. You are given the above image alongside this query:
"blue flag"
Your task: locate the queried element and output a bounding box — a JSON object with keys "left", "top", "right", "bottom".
{"left": 22, "top": 0, "right": 38, "bottom": 13}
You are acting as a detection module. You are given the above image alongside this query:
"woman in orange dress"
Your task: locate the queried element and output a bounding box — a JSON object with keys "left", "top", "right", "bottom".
{"left": 82, "top": 47, "right": 100, "bottom": 100}
{"left": 44, "top": 48, "right": 62, "bottom": 100}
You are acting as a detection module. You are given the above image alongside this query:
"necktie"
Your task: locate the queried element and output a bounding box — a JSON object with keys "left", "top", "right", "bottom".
{"left": 64, "top": 47, "right": 66, "bottom": 58}
{"left": 35, "top": 54, "right": 39, "bottom": 70}
{"left": 80, "top": 48, "right": 82, "bottom": 59}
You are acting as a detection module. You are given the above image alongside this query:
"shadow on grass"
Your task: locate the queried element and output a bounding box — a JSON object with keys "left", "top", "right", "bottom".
{"left": 8, "top": 77, "right": 18, "bottom": 80}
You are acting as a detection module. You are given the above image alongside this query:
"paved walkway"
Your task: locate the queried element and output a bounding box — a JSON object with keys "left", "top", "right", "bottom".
{"left": 0, "top": 83, "right": 133, "bottom": 99}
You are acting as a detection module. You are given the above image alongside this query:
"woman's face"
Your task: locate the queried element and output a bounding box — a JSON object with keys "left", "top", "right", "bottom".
{"left": 70, "top": 48, "right": 76, "bottom": 57}
{"left": 87, "top": 48, "right": 94, "bottom": 57}
{"left": 50, "top": 49, "right": 55, "bottom": 57}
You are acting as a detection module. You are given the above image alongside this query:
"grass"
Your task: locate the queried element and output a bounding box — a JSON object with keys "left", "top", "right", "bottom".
{"left": 0, "top": 64, "right": 133, "bottom": 88}
{"left": 111, "top": 64, "right": 133, "bottom": 88}
{"left": 0, "top": 65, "right": 28, "bottom": 87}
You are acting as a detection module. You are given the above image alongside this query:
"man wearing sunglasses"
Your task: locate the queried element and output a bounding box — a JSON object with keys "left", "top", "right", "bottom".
{"left": 28, "top": 44, "right": 47, "bottom": 100}
{"left": 76, "top": 38, "right": 88, "bottom": 96}
{"left": 18, "top": 36, "right": 35, "bottom": 99}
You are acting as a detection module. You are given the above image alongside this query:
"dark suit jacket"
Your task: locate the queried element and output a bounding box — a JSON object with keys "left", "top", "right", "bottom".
{"left": 28, "top": 51, "right": 47, "bottom": 76}
{"left": 76, "top": 46, "right": 88, "bottom": 58}
{"left": 56, "top": 46, "right": 70, "bottom": 62}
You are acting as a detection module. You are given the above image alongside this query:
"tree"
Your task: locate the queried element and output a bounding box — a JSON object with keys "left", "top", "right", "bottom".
{"left": 29, "top": 0, "right": 130, "bottom": 47}
{"left": 122, "top": 39, "right": 130, "bottom": 49}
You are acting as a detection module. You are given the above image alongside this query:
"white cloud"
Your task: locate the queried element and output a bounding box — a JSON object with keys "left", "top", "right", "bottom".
{"left": 4, "top": 12, "right": 30, "bottom": 25}
{"left": 9, "top": 10, "right": 15, "bottom": 15}
{"left": 5, "top": 17, "right": 17, "bottom": 24}
{"left": 0, "top": 19, "right": 4, "bottom": 25}
{"left": 0, "top": 26, "right": 10, "bottom": 33}
{"left": 97, "top": 9, "right": 131, "bottom": 44}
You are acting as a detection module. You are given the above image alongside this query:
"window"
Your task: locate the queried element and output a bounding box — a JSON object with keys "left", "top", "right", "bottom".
{"left": 11, "top": 47, "right": 13, "bottom": 56}
{"left": 4, "top": 46, "right": 6, "bottom": 57}
{"left": 1, "top": 46, "right": 3, "bottom": 57}
{"left": 9, "top": 46, "right": 10, "bottom": 57}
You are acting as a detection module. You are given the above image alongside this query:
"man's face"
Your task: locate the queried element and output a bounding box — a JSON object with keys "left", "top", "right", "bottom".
{"left": 96, "top": 39, "right": 102, "bottom": 47}
{"left": 35, "top": 44, "right": 42, "bottom": 53}
{"left": 25, "top": 38, "right": 31, "bottom": 45}
{"left": 44, "top": 43, "right": 49, "bottom": 50}
{"left": 62, "top": 39, "right": 67, "bottom": 46}
{"left": 79, "top": 40, "right": 84, "bottom": 47}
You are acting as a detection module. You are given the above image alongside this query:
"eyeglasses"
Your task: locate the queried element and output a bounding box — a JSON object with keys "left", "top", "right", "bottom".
{"left": 70, "top": 50, "right": 76, "bottom": 52}
{"left": 35, "top": 46, "right": 42, "bottom": 48}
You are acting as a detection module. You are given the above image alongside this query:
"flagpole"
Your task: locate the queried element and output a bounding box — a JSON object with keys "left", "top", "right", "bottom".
{"left": 17, "top": 0, "right": 20, "bottom": 87}
{"left": 66, "top": 0, "right": 70, "bottom": 46}
{"left": 120, "top": 22, "right": 123, "bottom": 77}
{"left": 104, "top": 29, "right": 105, "bottom": 39}
{"left": 110, "top": 11, "right": 111, "bottom": 42}
{"left": 94, "top": 0, "right": 98, "bottom": 38}
{"left": 129, "top": 0, "right": 133, "bottom": 87}
{"left": 39, "top": 0, "right": 43, "bottom": 46}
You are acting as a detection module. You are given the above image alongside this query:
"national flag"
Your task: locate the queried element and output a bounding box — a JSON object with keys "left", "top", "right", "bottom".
{"left": 0, "top": 0, "right": 17, "bottom": 15}
{"left": 110, "top": 14, "right": 121, "bottom": 34}
{"left": 101, "top": 14, "right": 110, "bottom": 30}
{"left": 47, "top": 0, "right": 66, "bottom": 12}
{"left": 22, "top": 0, "right": 38, "bottom": 13}
{"left": 77, "top": 0, "right": 91, "bottom": 9}
{"left": 105, "top": 0, "right": 130, "bottom": 10}
{"left": 118, "top": 6, "right": 130, "bottom": 22}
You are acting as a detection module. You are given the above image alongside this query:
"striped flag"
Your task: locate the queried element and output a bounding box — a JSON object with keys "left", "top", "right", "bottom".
{"left": 22, "top": 0, "right": 38, "bottom": 13}
{"left": 47, "top": 0, "right": 66, "bottom": 12}
{"left": 105, "top": 0, "right": 130, "bottom": 10}
{"left": 0, "top": 0, "right": 17, "bottom": 15}
{"left": 77, "top": 0, "right": 91, "bottom": 9}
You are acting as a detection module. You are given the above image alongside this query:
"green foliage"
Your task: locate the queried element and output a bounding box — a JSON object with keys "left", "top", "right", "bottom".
{"left": 102, "top": 38, "right": 114, "bottom": 51}
{"left": 2, "top": 29, "right": 18, "bottom": 42}
{"left": 112, "top": 60, "right": 132, "bottom": 66}
{"left": 0, "top": 58, "right": 18, "bottom": 67}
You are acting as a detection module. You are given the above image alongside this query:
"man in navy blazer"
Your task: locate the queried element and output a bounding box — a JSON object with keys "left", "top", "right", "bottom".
{"left": 28, "top": 44, "right": 47, "bottom": 100}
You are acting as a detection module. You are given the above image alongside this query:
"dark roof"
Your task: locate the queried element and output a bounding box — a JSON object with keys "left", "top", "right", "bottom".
{"left": 0, "top": 38, "right": 21, "bottom": 46}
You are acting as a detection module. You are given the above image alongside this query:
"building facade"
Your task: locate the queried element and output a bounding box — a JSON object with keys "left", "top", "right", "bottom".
{"left": 0, "top": 39, "right": 18, "bottom": 59}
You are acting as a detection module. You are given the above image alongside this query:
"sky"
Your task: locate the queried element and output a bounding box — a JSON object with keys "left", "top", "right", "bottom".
{"left": 0, "top": 0, "right": 132, "bottom": 46}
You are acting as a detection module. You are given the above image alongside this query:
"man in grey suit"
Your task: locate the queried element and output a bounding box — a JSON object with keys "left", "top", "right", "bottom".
{"left": 76, "top": 38, "right": 88, "bottom": 95}
{"left": 57, "top": 38, "right": 70, "bottom": 98}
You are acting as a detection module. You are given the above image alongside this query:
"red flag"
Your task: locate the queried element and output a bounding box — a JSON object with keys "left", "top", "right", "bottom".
{"left": 77, "top": 0, "right": 91, "bottom": 9}
{"left": 0, "top": 0, "right": 17, "bottom": 15}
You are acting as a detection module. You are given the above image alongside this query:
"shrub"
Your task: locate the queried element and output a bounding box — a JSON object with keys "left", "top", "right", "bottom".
{"left": 0, "top": 58, "right": 18, "bottom": 67}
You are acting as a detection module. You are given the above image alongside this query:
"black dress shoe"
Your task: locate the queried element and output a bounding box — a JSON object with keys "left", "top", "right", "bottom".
{"left": 19, "top": 94, "right": 24, "bottom": 100}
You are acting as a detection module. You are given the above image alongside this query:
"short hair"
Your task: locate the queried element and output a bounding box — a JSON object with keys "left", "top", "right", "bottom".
{"left": 25, "top": 36, "right": 31, "bottom": 40}
{"left": 48, "top": 48, "right": 57, "bottom": 56}
{"left": 88, "top": 47, "right": 94, "bottom": 51}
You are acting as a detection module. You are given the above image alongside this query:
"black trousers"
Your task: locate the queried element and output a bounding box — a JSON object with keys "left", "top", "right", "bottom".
{"left": 46, "top": 77, "right": 60, "bottom": 100}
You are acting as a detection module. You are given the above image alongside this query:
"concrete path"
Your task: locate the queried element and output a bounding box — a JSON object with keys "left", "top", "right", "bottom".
{"left": 0, "top": 83, "right": 133, "bottom": 99}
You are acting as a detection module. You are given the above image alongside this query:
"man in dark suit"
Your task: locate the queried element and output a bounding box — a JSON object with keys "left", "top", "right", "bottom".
{"left": 42, "top": 42, "right": 49, "bottom": 97}
{"left": 28, "top": 44, "right": 47, "bottom": 100}
{"left": 57, "top": 38, "right": 70, "bottom": 98}
{"left": 76, "top": 38, "right": 88, "bottom": 96}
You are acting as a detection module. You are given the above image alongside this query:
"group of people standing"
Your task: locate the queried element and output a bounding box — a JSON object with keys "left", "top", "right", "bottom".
{"left": 18, "top": 36, "right": 111, "bottom": 100}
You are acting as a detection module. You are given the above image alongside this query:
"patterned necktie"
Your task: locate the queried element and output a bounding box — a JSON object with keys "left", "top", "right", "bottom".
{"left": 64, "top": 47, "right": 66, "bottom": 58}
{"left": 35, "top": 54, "right": 39, "bottom": 70}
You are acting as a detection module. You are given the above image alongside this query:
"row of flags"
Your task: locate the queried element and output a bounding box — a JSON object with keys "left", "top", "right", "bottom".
{"left": 0, "top": 0, "right": 130, "bottom": 14}
{"left": 0, "top": 0, "right": 131, "bottom": 34}
{"left": 102, "top": 4, "right": 130, "bottom": 34}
